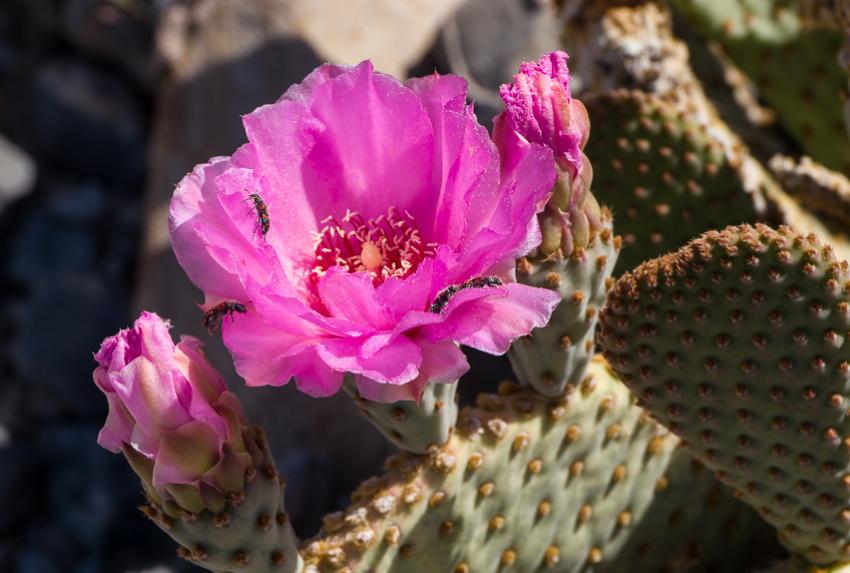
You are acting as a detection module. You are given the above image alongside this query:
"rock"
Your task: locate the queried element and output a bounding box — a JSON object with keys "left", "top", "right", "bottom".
{"left": 0, "top": 133, "right": 36, "bottom": 210}
{"left": 16, "top": 550, "right": 62, "bottom": 573}
{"left": 8, "top": 211, "right": 96, "bottom": 284}
{"left": 9, "top": 425, "right": 148, "bottom": 573}
{"left": 10, "top": 276, "right": 126, "bottom": 419}
{"left": 45, "top": 179, "right": 107, "bottom": 224}
{"left": 289, "top": 0, "right": 468, "bottom": 77}
{"left": 63, "top": 0, "right": 154, "bottom": 87}
{"left": 432, "top": 0, "right": 561, "bottom": 124}
{"left": 33, "top": 58, "right": 147, "bottom": 182}
{"left": 0, "top": 444, "right": 38, "bottom": 534}
{"left": 0, "top": 0, "right": 61, "bottom": 60}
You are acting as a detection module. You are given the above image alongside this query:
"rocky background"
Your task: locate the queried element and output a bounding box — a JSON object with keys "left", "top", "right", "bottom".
{"left": 0, "top": 1, "right": 560, "bottom": 572}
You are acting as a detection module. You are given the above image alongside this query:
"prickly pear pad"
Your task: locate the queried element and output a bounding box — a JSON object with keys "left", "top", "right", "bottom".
{"left": 599, "top": 223, "right": 850, "bottom": 564}
{"left": 302, "top": 359, "right": 769, "bottom": 573}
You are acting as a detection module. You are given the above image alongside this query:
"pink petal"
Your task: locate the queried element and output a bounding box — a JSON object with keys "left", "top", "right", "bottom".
{"left": 354, "top": 341, "right": 467, "bottom": 402}
{"left": 169, "top": 156, "right": 283, "bottom": 303}
{"left": 404, "top": 72, "right": 502, "bottom": 250}
{"left": 405, "top": 72, "right": 470, "bottom": 115}
{"left": 315, "top": 268, "right": 394, "bottom": 330}
{"left": 243, "top": 60, "right": 435, "bottom": 225}
{"left": 278, "top": 63, "right": 352, "bottom": 104}
{"left": 111, "top": 358, "right": 192, "bottom": 455}
{"left": 422, "top": 283, "right": 561, "bottom": 355}
{"left": 175, "top": 336, "right": 228, "bottom": 398}
{"left": 221, "top": 307, "right": 347, "bottom": 397}
{"left": 315, "top": 334, "right": 422, "bottom": 385}
{"left": 95, "top": 391, "right": 135, "bottom": 453}
{"left": 449, "top": 118, "right": 555, "bottom": 282}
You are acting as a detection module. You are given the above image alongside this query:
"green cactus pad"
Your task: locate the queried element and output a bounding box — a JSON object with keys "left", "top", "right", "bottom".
{"left": 598, "top": 223, "right": 850, "bottom": 565}
{"left": 142, "top": 431, "right": 302, "bottom": 573}
{"left": 345, "top": 379, "right": 459, "bottom": 455}
{"left": 509, "top": 217, "right": 621, "bottom": 397}
{"left": 584, "top": 89, "right": 763, "bottom": 275}
{"left": 670, "top": 0, "right": 850, "bottom": 173}
{"left": 302, "top": 358, "right": 771, "bottom": 573}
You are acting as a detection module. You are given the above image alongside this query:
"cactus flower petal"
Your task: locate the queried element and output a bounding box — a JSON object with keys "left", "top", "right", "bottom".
{"left": 170, "top": 60, "right": 560, "bottom": 401}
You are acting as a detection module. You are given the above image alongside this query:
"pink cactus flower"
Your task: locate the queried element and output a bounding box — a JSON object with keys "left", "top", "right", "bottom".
{"left": 497, "top": 51, "right": 589, "bottom": 177}
{"left": 169, "top": 61, "right": 561, "bottom": 402}
{"left": 93, "top": 311, "right": 249, "bottom": 490}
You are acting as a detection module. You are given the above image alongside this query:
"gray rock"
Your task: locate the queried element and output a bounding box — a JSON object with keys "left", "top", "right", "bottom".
{"left": 33, "top": 58, "right": 147, "bottom": 182}
{"left": 433, "top": 0, "right": 561, "bottom": 125}
{"left": 0, "top": 133, "right": 36, "bottom": 210}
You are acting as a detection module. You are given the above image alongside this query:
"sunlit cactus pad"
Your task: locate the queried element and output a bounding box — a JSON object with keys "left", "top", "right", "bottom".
{"left": 598, "top": 223, "right": 850, "bottom": 565}
{"left": 584, "top": 89, "right": 761, "bottom": 274}
{"left": 301, "top": 359, "right": 770, "bottom": 573}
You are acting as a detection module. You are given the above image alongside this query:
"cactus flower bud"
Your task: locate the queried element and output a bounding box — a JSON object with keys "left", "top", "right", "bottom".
{"left": 93, "top": 311, "right": 259, "bottom": 515}
{"left": 496, "top": 51, "right": 601, "bottom": 257}
{"left": 497, "top": 50, "right": 589, "bottom": 177}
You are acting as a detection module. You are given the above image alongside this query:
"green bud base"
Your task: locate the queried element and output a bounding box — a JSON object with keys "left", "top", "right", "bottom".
{"left": 142, "top": 433, "right": 302, "bottom": 573}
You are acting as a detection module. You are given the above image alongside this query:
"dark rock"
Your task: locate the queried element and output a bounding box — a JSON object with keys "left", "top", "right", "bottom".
{"left": 10, "top": 276, "right": 126, "bottom": 419}
{"left": 45, "top": 180, "right": 107, "bottom": 224}
{"left": 276, "top": 448, "right": 336, "bottom": 535}
{"left": 8, "top": 211, "right": 97, "bottom": 284}
{"left": 0, "top": 133, "right": 37, "bottom": 211}
{"left": 33, "top": 58, "right": 147, "bottom": 182}
{"left": 16, "top": 549, "right": 62, "bottom": 573}
{"left": 0, "top": 444, "right": 38, "bottom": 534}
{"left": 0, "top": 0, "right": 61, "bottom": 61}
{"left": 63, "top": 0, "right": 154, "bottom": 87}
{"left": 21, "top": 425, "right": 135, "bottom": 569}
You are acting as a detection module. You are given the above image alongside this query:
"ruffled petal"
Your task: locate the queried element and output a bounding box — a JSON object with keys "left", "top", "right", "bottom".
{"left": 404, "top": 73, "right": 502, "bottom": 250}
{"left": 316, "top": 268, "right": 394, "bottom": 330}
{"left": 315, "top": 333, "right": 422, "bottom": 385}
{"left": 243, "top": 60, "right": 435, "bottom": 225}
{"left": 447, "top": 117, "right": 555, "bottom": 282}
{"left": 95, "top": 391, "right": 135, "bottom": 453}
{"left": 169, "top": 156, "right": 283, "bottom": 304}
{"left": 354, "top": 341, "right": 467, "bottom": 402}
{"left": 498, "top": 51, "right": 587, "bottom": 176}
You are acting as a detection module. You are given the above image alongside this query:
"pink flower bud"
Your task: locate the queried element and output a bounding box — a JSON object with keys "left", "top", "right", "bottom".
{"left": 497, "top": 51, "right": 589, "bottom": 177}
{"left": 93, "top": 312, "right": 254, "bottom": 509}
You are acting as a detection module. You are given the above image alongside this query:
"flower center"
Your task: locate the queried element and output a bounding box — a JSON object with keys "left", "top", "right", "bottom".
{"left": 311, "top": 207, "right": 436, "bottom": 285}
